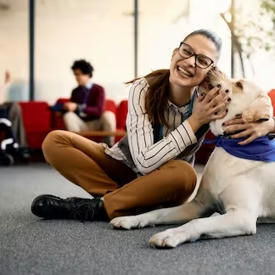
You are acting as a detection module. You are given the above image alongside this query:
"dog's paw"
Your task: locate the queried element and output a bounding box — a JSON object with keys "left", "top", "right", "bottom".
{"left": 149, "top": 229, "right": 183, "bottom": 248}
{"left": 110, "top": 216, "right": 144, "bottom": 230}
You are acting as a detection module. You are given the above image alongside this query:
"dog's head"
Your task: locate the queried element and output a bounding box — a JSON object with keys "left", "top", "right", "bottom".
{"left": 199, "top": 67, "right": 232, "bottom": 96}
{"left": 199, "top": 67, "right": 273, "bottom": 136}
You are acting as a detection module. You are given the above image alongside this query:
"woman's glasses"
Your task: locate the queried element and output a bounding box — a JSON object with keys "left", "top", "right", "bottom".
{"left": 178, "top": 42, "right": 214, "bottom": 69}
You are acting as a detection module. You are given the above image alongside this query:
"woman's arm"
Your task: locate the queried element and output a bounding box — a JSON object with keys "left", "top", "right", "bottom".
{"left": 127, "top": 79, "right": 198, "bottom": 175}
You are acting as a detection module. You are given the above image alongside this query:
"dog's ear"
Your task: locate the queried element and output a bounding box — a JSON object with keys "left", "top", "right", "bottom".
{"left": 242, "top": 93, "right": 273, "bottom": 122}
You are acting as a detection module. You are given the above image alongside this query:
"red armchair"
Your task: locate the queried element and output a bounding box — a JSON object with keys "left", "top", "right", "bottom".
{"left": 116, "top": 100, "right": 128, "bottom": 130}
{"left": 19, "top": 101, "right": 51, "bottom": 149}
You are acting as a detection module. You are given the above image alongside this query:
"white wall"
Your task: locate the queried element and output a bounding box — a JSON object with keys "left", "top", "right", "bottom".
{"left": 35, "top": 0, "right": 133, "bottom": 104}
{"left": 138, "top": 0, "right": 232, "bottom": 76}
{"left": 0, "top": 0, "right": 274, "bottom": 105}
{"left": 0, "top": 0, "right": 29, "bottom": 101}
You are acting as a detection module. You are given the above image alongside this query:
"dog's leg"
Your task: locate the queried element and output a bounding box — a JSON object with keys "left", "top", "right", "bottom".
{"left": 149, "top": 208, "right": 257, "bottom": 248}
{"left": 150, "top": 182, "right": 260, "bottom": 248}
{"left": 110, "top": 198, "right": 210, "bottom": 230}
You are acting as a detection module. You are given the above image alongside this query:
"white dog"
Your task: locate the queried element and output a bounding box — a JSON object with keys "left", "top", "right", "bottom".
{"left": 110, "top": 68, "right": 275, "bottom": 248}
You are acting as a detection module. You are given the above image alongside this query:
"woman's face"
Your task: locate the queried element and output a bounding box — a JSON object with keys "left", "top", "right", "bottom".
{"left": 169, "top": 34, "right": 218, "bottom": 88}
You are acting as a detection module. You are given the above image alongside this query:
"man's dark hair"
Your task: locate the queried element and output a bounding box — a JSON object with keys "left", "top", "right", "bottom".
{"left": 71, "top": 59, "right": 94, "bottom": 77}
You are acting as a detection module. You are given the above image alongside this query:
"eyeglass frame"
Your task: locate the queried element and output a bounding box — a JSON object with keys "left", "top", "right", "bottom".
{"left": 178, "top": 42, "right": 215, "bottom": 69}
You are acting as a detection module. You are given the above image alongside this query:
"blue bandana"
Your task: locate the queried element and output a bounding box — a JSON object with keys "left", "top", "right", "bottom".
{"left": 212, "top": 136, "right": 275, "bottom": 162}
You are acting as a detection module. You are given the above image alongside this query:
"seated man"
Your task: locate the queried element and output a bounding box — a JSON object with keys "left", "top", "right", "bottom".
{"left": 63, "top": 59, "right": 116, "bottom": 146}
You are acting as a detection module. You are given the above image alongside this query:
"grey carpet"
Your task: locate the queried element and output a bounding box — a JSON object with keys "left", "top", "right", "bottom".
{"left": 0, "top": 164, "right": 275, "bottom": 275}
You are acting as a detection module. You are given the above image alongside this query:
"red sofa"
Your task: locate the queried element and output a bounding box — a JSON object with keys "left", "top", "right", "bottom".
{"left": 19, "top": 99, "right": 128, "bottom": 149}
{"left": 19, "top": 101, "right": 51, "bottom": 149}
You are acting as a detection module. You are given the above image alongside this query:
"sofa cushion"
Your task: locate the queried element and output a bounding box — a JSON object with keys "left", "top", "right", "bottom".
{"left": 104, "top": 99, "right": 117, "bottom": 115}
{"left": 19, "top": 101, "right": 51, "bottom": 132}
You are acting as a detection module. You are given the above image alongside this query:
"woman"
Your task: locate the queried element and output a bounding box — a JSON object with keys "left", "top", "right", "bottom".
{"left": 31, "top": 29, "right": 275, "bottom": 221}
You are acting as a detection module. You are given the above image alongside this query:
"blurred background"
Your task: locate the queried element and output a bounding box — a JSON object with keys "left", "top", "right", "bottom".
{"left": 0, "top": 0, "right": 274, "bottom": 104}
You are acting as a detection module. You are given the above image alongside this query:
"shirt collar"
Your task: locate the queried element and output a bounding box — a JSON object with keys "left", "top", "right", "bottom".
{"left": 85, "top": 81, "right": 93, "bottom": 90}
{"left": 167, "top": 88, "right": 197, "bottom": 113}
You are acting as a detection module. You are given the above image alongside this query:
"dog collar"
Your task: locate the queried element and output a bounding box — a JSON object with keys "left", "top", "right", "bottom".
{"left": 213, "top": 136, "right": 275, "bottom": 162}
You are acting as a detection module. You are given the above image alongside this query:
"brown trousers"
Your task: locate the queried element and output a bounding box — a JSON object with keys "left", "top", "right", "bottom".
{"left": 42, "top": 130, "right": 197, "bottom": 219}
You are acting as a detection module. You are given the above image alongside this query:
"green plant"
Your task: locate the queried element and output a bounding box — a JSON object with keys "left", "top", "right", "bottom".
{"left": 221, "top": 0, "right": 275, "bottom": 77}
{"left": 234, "top": 0, "right": 275, "bottom": 59}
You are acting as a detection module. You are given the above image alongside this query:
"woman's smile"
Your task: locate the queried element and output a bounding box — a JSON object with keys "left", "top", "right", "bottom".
{"left": 176, "top": 65, "right": 194, "bottom": 78}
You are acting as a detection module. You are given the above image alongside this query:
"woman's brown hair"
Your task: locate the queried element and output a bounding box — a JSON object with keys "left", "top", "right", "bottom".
{"left": 126, "top": 69, "right": 170, "bottom": 127}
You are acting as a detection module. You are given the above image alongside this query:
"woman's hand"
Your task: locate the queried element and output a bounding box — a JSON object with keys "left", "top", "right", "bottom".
{"left": 223, "top": 115, "right": 275, "bottom": 145}
{"left": 64, "top": 102, "right": 78, "bottom": 112}
{"left": 188, "top": 86, "right": 229, "bottom": 132}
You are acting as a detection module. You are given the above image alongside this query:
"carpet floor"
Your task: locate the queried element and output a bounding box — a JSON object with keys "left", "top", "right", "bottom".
{"left": 0, "top": 164, "right": 274, "bottom": 275}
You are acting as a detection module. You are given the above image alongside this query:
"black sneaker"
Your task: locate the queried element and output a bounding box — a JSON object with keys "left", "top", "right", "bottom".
{"left": 31, "top": 194, "right": 108, "bottom": 222}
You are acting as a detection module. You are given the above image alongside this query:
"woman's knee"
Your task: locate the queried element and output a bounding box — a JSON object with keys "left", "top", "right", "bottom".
{"left": 42, "top": 130, "right": 68, "bottom": 162}
{"left": 168, "top": 160, "right": 197, "bottom": 196}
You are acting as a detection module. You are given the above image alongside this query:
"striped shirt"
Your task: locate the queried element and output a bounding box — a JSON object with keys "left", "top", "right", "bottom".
{"left": 105, "top": 78, "right": 204, "bottom": 175}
